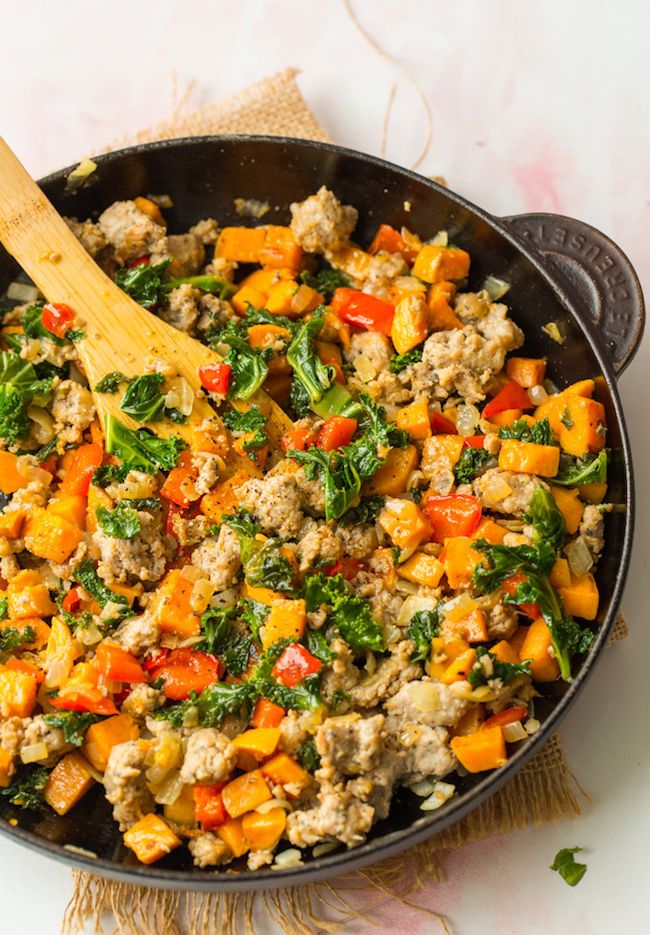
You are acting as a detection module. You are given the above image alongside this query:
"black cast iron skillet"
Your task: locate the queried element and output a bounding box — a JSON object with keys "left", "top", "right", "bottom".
{"left": 0, "top": 137, "right": 643, "bottom": 890}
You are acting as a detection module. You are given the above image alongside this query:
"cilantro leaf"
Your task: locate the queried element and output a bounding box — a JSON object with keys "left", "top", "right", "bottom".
{"left": 304, "top": 573, "right": 385, "bottom": 652}
{"left": 454, "top": 446, "right": 492, "bottom": 483}
{"left": 43, "top": 712, "right": 101, "bottom": 746}
{"left": 550, "top": 847, "right": 587, "bottom": 886}
{"left": 96, "top": 501, "right": 142, "bottom": 539}
{"left": 104, "top": 415, "right": 185, "bottom": 472}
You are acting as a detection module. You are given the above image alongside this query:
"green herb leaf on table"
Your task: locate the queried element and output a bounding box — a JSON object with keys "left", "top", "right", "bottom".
{"left": 550, "top": 847, "right": 587, "bottom": 886}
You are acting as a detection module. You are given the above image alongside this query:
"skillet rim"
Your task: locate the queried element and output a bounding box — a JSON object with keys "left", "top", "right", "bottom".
{"left": 0, "top": 135, "right": 635, "bottom": 890}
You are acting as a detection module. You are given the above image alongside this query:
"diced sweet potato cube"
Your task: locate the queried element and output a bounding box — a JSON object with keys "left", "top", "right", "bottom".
{"left": 44, "top": 751, "right": 95, "bottom": 815}
{"left": 123, "top": 813, "right": 181, "bottom": 864}
{"left": 231, "top": 728, "right": 281, "bottom": 759}
{"left": 451, "top": 725, "right": 507, "bottom": 772}
{"left": 221, "top": 769, "right": 271, "bottom": 818}
{"left": 82, "top": 713, "right": 140, "bottom": 772}
{"left": 0, "top": 665, "right": 38, "bottom": 717}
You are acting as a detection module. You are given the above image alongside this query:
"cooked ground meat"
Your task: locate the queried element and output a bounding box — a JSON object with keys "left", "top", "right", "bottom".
{"left": 98, "top": 200, "right": 168, "bottom": 264}
{"left": 191, "top": 524, "right": 241, "bottom": 592}
{"left": 64, "top": 217, "right": 107, "bottom": 257}
{"left": 189, "top": 833, "right": 231, "bottom": 867}
{"left": 296, "top": 521, "right": 343, "bottom": 572}
{"left": 473, "top": 468, "right": 546, "bottom": 515}
{"left": 237, "top": 467, "right": 305, "bottom": 538}
{"left": 286, "top": 778, "right": 374, "bottom": 849}
{"left": 290, "top": 186, "right": 358, "bottom": 254}
{"left": 94, "top": 510, "right": 172, "bottom": 584}
{"left": 159, "top": 284, "right": 200, "bottom": 334}
{"left": 20, "top": 715, "right": 70, "bottom": 765}
{"left": 167, "top": 232, "right": 205, "bottom": 277}
{"left": 120, "top": 684, "right": 164, "bottom": 720}
{"left": 347, "top": 641, "right": 422, "bottom": 708}
{"left": 580, "top": 504, "right": 605, "bottom": 559}
{"left": 319, "top": 637, "right": 361, "bottom": 705}
{"left": 0, "top": 716, "right": 27, "bottom": 757}
{"left": 112, "top": 614, "right": 160, "bottom": 657}
{"left": 180, "top": 729, "right": 237, "bottom": 785}
{"left": 50, "top": 380, "right": 96, "bottom": 446}
{"left": 104, "top": 740, "right": 154, "bottom": 830}
{"left": 316, "top": 713, "right": 385, "bottom": 776}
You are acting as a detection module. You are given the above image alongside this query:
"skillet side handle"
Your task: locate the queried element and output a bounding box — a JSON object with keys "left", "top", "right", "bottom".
{"left": 504, "top": 212, "right": 645, "bottom": 375}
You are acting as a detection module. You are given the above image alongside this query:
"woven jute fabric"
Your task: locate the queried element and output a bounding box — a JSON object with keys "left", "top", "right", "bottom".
{"left": 64, "top": 69, "right": 628, "bottom": 935}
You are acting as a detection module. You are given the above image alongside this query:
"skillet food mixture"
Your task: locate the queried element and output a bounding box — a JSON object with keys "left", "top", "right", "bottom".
{"left": 0, "top": 188, "right": 609, "bottom": 870}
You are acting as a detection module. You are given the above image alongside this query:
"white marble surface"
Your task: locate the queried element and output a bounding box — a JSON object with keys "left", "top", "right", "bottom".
{"left": 1, "top": 1, "right": 649, "bottom": 932}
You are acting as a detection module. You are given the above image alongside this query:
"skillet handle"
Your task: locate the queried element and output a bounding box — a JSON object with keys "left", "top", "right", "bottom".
{"left": 503, "top": 212, "right": 645, "bottom": 375}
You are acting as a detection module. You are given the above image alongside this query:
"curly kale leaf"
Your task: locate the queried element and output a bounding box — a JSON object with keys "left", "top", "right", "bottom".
{"left": 73, "top": 561, "right": 129, "bottom": 608}
{"left": 94, "top": 372, "right": 133, "bottom": 393}
{"left": 406, "top": 609, "right": 441, "bottom": 663}
{"left": 553, "top": 449, "right": 609, "bottom": 487}
{"left": 297, "top": 738, "right": 321, "bottom": 773}
{"left": 115, "top": 259, "right": 171, "bottom": 308}
{"left": 389, "top": 345, "right": 424, "bottom": 373}
{"left": 96, "top": 501, "right": 142, "bottom": 539}
{"left": 524, "top": 485, "right": 566, "bottom": 553}
{"left": 222, "top": 405, "right": 269, "bottom": 454}
{"left": 199, "top": 606, "right": 252, "bottom": 676}
{"left": 304, "top": 573, "right": 385, "bottom": 652}
{"left": 467, "top": 646, "right": 531, "bottom": 689}
{"left": 119, "top": 373, "right": 184, "bottom": 424}
{"left": 0, "top": 624, "right": 36, "bottom": 652}
{"left": 498, "top": 417, "right": 555, "bottom": 446}
{"left": 104, "top": 415, "right": 185, "bottom": 472}
{"left": 453, "top": 446, "right": 492, "bottom": 483}
{"left": 338, "top": 494, "right": 385, "bottom": 526}
{"left": 237, "top": 598, "right": 270, "bottom": 644}
{"left": 300, "top": 267, "right": 349, "bottom": 301}
{"left": 43, "top": 712, "right": 101, "bottom": 746}
{"left": 0, "top": 765, "right": 49, "bottom": 811}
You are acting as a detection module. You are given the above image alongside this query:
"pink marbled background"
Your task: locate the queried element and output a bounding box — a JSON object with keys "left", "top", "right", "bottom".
{"left": 1, "top": 2, "right": 649, "bottom": 933}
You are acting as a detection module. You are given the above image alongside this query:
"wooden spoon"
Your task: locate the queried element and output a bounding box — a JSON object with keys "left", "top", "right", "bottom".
{"left": 0, "top": 137, "right": 292, "bottom": 474}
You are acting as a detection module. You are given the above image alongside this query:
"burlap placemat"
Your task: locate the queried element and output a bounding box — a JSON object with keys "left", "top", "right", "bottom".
{"left": 63, "top": 68, "right": 630, "bottom": 935}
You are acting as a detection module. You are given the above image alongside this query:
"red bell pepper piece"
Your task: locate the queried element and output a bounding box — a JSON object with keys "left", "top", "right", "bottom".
{"left": 315, "top": 415, "right": 357, "bottom": 452}
{"left": 251, "top": 698, "right": 286, "bottom": 729}
{"left": 502, "top": 572, "right": 541, "bottom": 619}
{"left": 199, "top": 362, "right": 231, "bottom": 394}
{"left": 142, "top": 649, "right": 169, "bottom": 672}
{"left": 272, "top": 643, "right": 323, "bottom": 688}
{"left": 60, "top": 443, "right": 104, "bottom": 497}
{"left": 423, "top": 494, "right": 483, "bottom": 543}
{"left": 281, "top": 426, "right": 316, "bottom": 452}
{"left": 148, "top": 648, "right": 222, "bottom": 700}
{"left": 330, "top": 288, "right": 395, "bottom": 336}
{"left": 482, "top": 706, "right": 528, "bottom": 730}
{"left": 323, "top": 557, "right": 363, "bottom": 580}
{"left": 94, "top": 642, "right": 146, "bottom": 683}
{"left": 129, "top": 255, "right": 151, "bottom": 268}
{"left": 62, "top": 587, "right": 81, "bottom": 613}
{"left": 41, "top": 302, "right": 75, "bottom": 338}
{"left": 463, "top": 435, "right": 485, "bottom": 448}
{"left": 368, "top": 224, "right": 418, "bottom": 263}
{"left": 430, "top": 412, "right": 458, "bottom": 435}
{"left": 50, "top": 687, "right": 118, "bottom": 716}
{"left": 193, "top": 783, "right": 228, "bottom": 830}
{"left": 482, "top": 380, "right": 533, "bottom": 420}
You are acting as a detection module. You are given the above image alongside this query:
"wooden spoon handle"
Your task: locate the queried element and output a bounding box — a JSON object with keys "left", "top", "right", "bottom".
{"left": 0, "top": 137, "right": 117, "bottom": 328}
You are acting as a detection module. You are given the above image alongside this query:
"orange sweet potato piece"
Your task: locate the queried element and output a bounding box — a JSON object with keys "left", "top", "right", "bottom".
{"left": 559, "top": 573, "right": 599, "bottom": 621}
{"left": 413, "top": 245, "right": 470, "bottom": 284}
{"left": 391, "top": 295, "right": 429, "bottom": 355}
{"left": 23, "top": 508, "right": 84, "bottom": 563}
{"left": 451, "top": 725, "right": 507, "bottom": 772}
{"left": 519, "top": 618, "right": 560, "bottom": 682}
{"left": 258, "top": 226, "right": 303, "bottom": 271}
{"left": 200, "top": 470, "right": 252, "bottom": 524}
{"left": 221, "top": 769, "right": 272, "bottom": 818}
{"left": 505, "top": 357, "right": 547, "bottom": 388}
{"left": 365, "top": 445, "right": 418, "bottom": 496}
{"left": 242, "top": 807, "right": 287, "bottom": 851}
{"left": 0, "top": 451, "right": 29, "bottom": 495}
{"left": 217, "top": 817, "right": 249, "bottom": 857}
{"left": 0, "top": 665, "right": 38, "bottom": 717}
{"left": 43, "top": 751, "right": 94, "bottom": 815}
{"left": 123, "top": 813, "right": 181, "bottom": 864}
{"left": 261, "top": 753, "right": 311, "bottom": 788}
{"left": 440, "top": 537, "right": 484, "bottom": 589}
{"left": 262, "top": 599, "right": 306, "bottom": 648}
{"left": 231, "top": 728, "right": 281, "bottom": 760}
{"left": 149, "top": 570, "right": 201, "bottom": 639}
{"left": 216, "top": 227, "right": 266, "bottom": 263}
{"left": 0, "top": 509, "right": 26, "bottom": 538}
{"left": 426, "top": 281, "right": 462, "bottom": 330}
{"left": 0, "top": 747, "right": 14, "bottom": 788}
{"left": 7, "top": 569, "right": 56, "bottom": 619}
{"left": 497, "top": 439, "right": 560, "bottom": 477}
{"left": 395, "top": 398, "right": 432, "bottom": 441}
{"left": 82, "top": 713, "right": 140, "bottom": 772}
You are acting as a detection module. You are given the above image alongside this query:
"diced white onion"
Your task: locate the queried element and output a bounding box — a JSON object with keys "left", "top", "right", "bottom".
{"left": 364, "top": 651, "right": 377, "bottom": 675}
{"left": 76, "top": 622, "right": 103, "bottom": 646}
{"left": 45, "top": 653, "right": 73, "bottom": 689}
{"left": 210, "top": 587, "right": 239, "bottom": 608}
{"left": 542, "top": 321, "right": 566, "bottom": 345}
{"left": 430, "top": 468, "right": 456, "bottom": 496}
{"left": 502, "top": 720, "right": 528, "bottom": 743}
{"left": 255, "top": 798, "right": 292, "bottom": 814}
{"left": 354, "top": 354, "right": 376, "bottom": 382}
{"left": 524, "top": 717, "right": 541, "bottom": 735}
{"left": 99, "top": 601, "right": 125, "bottom": 623}
{"left": 146, "top": 356, "right": 176, "bottom": 377}
{"left": 7, "top": 281, "right": 39, "bottom": 302}
{"left": 167, "top": 377, "right": 194, "bottom": 416}
{"left": 455, "top": 404, "right": 480, "bottom": 437}
{"left": 528, "top": 384, "right": 548, "bottom": 405}
{"left": 394, "top": 579, "right": 419, "bottom": 595}
{"left": 431, "top": 230, "right": 449, "bottom": 246}
{"left": 154, "top": 771, "right": 184, "bottom": 805}
{"left": 271, "top": 848, "right": 304, "bottom": 870}
{"left": 408, "top": 777, "right": 438, "bottom": 797}
{"left": 65, "top": 158, "right": 97, "bottom": 191}
{"left": 443, "top": 591, "right": 478, "bottom": 623}
{"left": 179, "top": 564, "right": 202, "bottom": 582}
{"left": 483, "top": 473, "right": 513, "bottom": 503}
{"left": 483, "top": 275, "right": 510, "bottom": 301}
{"left": 27, "top": 406, "right": 55, "bottom": 443}
{"left": 402, "top": 681, "right": 441, "bottom": 714}
{"left": 20, "top": 742, "right": 49, "bottom": 764}
{"left": 565, "top": 536, "right": 593, "bottom": 577}
{"left": 420, "top": 781, "right": 455, "bottom": 811}
{"left": 63, "top": 845, "right": 98, "bottom": 859}
{"left": 190, "top": 577, "right": 215, "bottom": 612}
{"left": 312, "top": 842, "right": 338, "bottom": 857}
{"left": 164, "top": 391, "right": 180, "bottom": 409}
{"left": 396, "top": 594, "right": 439, "bottom": 629}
